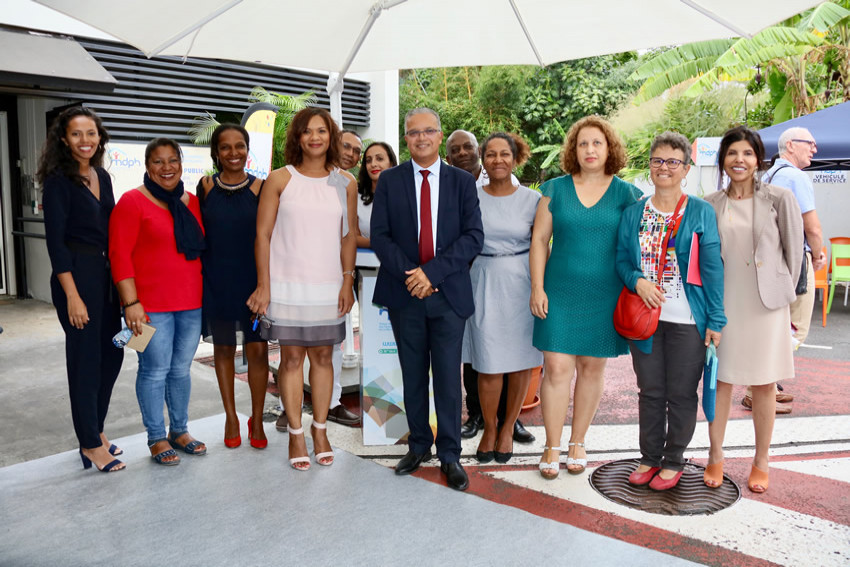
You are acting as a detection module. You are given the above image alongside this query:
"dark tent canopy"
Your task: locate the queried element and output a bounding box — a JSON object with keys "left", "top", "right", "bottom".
{"left": 759, "top": 102, "right": 850, "bottom": 170}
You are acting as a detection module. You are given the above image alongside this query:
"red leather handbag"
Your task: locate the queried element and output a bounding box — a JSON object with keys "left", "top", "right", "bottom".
{"left": 613, "top": 194, "right": 686, "bottom": 341}
{"left": 613, "top": 286, "right": 661, "bottom": 340}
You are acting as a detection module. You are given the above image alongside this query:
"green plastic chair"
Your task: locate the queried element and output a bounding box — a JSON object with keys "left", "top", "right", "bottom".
{"left": 827, "top": 243, "right": 850, "bottom": 313}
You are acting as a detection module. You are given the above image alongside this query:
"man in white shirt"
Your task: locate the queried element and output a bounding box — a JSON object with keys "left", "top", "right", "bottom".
{"left": 371, "top": 109, "right": 483, "bottom": 491}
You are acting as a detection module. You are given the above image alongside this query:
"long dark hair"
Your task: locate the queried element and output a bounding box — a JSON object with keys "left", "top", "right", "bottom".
{"left": 357, "top": 141, "right": 398, "bottom": 205}
{"left": 36, "top": 107, "right": 109, "bottom": 187}
{"left": 210, "top": 123, "right": 250, "bottom": 172}
{"left": 716, "top": 125, "right": 766, "bottom": 191}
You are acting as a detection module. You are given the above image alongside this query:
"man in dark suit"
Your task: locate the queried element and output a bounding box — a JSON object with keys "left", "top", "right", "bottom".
{"left": 371, "top": 108, "right": 483, "bottom": 491}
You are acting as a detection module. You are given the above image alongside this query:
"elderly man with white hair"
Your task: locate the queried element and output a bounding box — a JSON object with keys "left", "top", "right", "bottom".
{"left": 743, "top": 127, "right": 825, "bottom": 413}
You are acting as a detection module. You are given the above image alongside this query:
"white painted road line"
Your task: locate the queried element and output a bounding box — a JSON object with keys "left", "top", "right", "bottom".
{"left": 328, "top": 415, "right": 850, "bottom": 461}
{"left": 490, "top": 467, "right": 850, "bottom": 567}
{"left": 771, "top": 457, "right": 850, "bottom": 483}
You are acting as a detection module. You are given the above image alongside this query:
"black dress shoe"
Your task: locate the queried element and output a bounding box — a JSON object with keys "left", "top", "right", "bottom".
{"left": 395, "top": 450, "right": 432, "bottom": 475}
{"left": 513, "top": 419, "right": 535, "bottom": 444}
{"left": 440, "top": 461, "right": 469, "bottom": 491}
{"left": 327, "top": 404, "right": 361, "bottom": 427}
{"left": 494, "top": 450, "right": 512, "bottom": 464}
{"left": 476, "top": 450, "right": 494, "bottom": 463}
{"left": 461, "top": 414, "right": 483, "bottom": 439}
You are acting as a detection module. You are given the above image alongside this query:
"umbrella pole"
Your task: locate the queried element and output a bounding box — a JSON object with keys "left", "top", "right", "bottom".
{"left": 328, "top": 73, "right": 344, "bottom": 126}
{"left": 327, "top": 0, "right": 409, "bottom": 127}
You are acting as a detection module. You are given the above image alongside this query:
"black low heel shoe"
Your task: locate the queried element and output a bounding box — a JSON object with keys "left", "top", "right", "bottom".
{"left": 476, "top": 450, "right": 495, "bottom": 463}
{"left": 79, "top": 449, "right": 124, "bottom": 472}
{"left": 494, "top": 451, "right": 513, "bottom": 464}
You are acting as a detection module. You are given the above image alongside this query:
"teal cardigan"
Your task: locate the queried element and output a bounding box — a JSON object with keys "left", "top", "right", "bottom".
{"left": 615, "top": 196, "right": 726, "bottom": 354}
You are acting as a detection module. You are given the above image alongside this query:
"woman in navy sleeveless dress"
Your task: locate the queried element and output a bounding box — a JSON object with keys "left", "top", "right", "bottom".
{"left": 198, "top": 124, "right": 268, "bottom": 450}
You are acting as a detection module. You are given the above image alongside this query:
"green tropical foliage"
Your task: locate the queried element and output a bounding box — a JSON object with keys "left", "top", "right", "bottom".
{"left": 619, "top": 87, "right": 746, "bottom": 183}
{"left": 629, "top": 0, "right": 850, "bottom": 123}
{"left": 399, "top": 54, "right": 640, "bottom": 182}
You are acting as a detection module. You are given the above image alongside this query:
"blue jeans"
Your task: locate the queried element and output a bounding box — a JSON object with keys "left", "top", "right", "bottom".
{"left": 136, "top": 308, "right": 201, "bottom": 442}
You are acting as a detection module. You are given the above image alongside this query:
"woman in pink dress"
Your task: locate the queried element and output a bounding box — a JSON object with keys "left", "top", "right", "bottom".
{"left": 248, "top": 108, "right": 357, "bottom": 471}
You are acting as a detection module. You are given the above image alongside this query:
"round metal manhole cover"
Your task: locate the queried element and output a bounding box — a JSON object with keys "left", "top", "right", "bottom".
{"left": 590, "top": 458, "right": 741, "bottom": 516}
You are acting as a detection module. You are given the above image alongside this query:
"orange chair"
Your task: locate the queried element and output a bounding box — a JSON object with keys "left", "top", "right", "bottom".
{"left": 814, "top": 246, "right": 829, "bottom": 326}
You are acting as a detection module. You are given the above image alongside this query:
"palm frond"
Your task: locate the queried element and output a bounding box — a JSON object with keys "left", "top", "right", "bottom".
{"left": 714, "top": 27, "right": 822, "bottom": 69}
{"left": 772, "top": 88, "right": 795, "bottom": 123}
{"left": 798, "top": 1, "right": 850, "bottom": 33}
{"left": 629, "top": 39, "right": 733, "bottom": 80}
{"left": 187, "top": 112, "right": 220, "bottom": 145}
{"left": 632, "top": 57, "right": 721, "bottom": 103}
{"left": 249, "top": 86, "right": 316, "bottom": 112}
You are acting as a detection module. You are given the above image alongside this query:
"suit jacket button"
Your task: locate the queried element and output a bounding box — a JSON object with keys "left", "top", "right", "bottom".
{"left": 757, "top": 261, "right": 763, "bottom": 268}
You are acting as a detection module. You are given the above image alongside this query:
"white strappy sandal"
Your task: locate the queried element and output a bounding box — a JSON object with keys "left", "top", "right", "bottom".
{"left": 566, "top": 442, "right": 587, "bottom": 474}
{"left": 288, "top": 426, "right": 311, "bottom": 471}
{"left": 538, "top": 446, "right": 562, "bottom": 480}
{"left": 311, "top": 421, "right": 334, "bottom": 466}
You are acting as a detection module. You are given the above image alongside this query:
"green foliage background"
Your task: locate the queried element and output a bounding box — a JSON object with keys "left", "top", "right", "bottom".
{"left": 398, "top": 54, "right": 640, "bottom": 183}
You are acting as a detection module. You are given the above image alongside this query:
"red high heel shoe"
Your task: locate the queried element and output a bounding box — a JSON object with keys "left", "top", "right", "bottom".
{"left": 248, "top": 417, "right": 267, "bottom": 449}
{"left": 224, "top": 422, "right": 241, "bottom": 448}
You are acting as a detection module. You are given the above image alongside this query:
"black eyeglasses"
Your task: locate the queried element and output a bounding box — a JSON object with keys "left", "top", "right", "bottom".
{"left": 405, "top": 128, "right": 441, "bottom": 138}
{"left": 792, "top": 139, "right": 817, "bottom": 150}
{"left": 649, "top": 157, "right": 685, "bottom": 169}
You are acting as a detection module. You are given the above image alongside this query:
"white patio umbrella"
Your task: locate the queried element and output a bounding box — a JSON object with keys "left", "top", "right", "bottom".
{"left": 36, "top": 0, "right": 822, "bottom": 124}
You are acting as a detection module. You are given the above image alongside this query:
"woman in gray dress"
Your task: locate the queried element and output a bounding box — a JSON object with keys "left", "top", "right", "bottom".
{"left": 462, "top": 132, "right": 542, "bottom": 464}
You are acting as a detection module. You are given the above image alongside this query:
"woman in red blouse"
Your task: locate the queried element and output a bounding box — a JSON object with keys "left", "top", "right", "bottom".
{"left": 109, "top": 138, "right": 207, "bottom": 466}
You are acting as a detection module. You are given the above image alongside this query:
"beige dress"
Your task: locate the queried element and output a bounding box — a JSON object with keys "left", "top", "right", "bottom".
{"left": 716, "top": 197, "right": 794, "bottom": 385}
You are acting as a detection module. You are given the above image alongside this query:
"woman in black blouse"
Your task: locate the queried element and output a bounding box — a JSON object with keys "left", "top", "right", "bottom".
{"left": 38, "top": 107, "right": 125, "bottom": 472}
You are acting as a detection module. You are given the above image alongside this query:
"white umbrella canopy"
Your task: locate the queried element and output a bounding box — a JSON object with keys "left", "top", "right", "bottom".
{"left": 35, "top": 0, "right": 822, "bottom": 122}
{"left": 36, "top": 0, "right": 822, "bottom": 72}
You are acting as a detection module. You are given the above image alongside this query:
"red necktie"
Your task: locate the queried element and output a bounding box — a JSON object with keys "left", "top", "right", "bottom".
{"left": 418, "top": 170, "right": 434, "bottom": 265}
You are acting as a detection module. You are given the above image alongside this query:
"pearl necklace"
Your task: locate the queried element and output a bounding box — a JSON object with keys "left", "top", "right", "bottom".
{"left": 214, "top": 174, "right": 250, "bottom": 191}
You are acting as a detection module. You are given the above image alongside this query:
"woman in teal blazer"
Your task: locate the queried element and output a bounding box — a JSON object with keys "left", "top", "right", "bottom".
{"left": 615, "top": 132, "right": 726, "bottom": 490}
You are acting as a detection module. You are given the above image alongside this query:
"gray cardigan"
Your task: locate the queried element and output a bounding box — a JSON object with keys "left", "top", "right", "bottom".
{"left": 704, "top": 180, "right": 803, "bottom": 310}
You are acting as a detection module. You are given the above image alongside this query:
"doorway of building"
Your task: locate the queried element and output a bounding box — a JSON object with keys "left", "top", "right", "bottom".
{"left": 0, "top": 111, "right": 14, "bottom": 296}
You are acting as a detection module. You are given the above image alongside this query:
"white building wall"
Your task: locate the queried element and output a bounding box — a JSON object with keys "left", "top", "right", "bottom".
{"left": 349, "top": 70, "right": 400, "bottom": 157}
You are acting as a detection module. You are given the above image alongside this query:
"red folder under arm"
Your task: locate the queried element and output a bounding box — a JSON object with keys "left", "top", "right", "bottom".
{"left": 687, "top": 232, "right": 702, "bottom": 286}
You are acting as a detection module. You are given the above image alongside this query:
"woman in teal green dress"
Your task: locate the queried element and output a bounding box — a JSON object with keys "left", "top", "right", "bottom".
{"left": 530, "top": 115, "right": 641, "bottom": 479}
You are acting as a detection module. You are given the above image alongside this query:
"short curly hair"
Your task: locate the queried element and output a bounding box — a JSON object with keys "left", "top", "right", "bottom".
{"left": 559, "top": 115, "right": 627, "bottom": 175}
{"left": 650, "top": 131, "right": 691, "bottom": 162}
{"left": 480, "top": 132, "right": 531, "bottom": 168}
{"left": 284, "top": 107, "right": 340, "bottom": 167}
